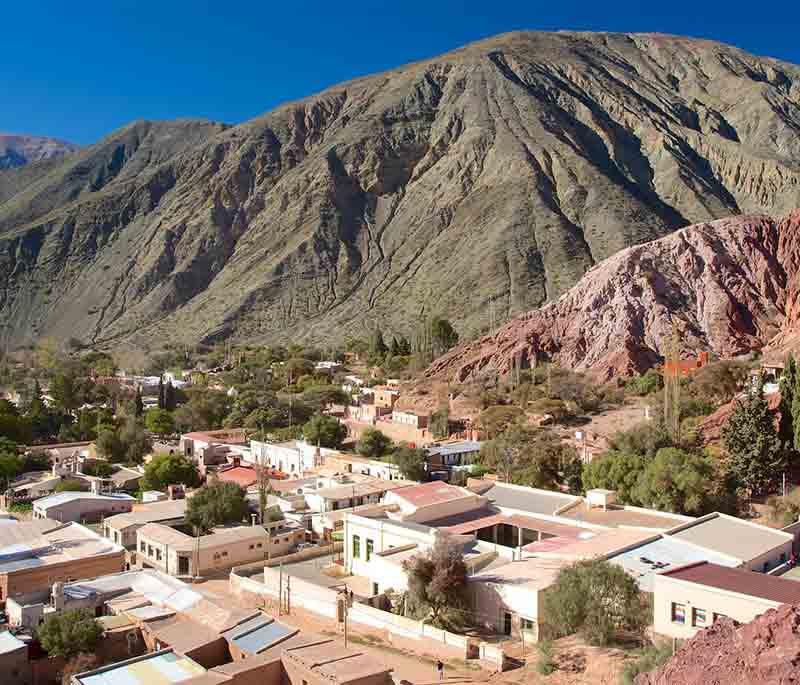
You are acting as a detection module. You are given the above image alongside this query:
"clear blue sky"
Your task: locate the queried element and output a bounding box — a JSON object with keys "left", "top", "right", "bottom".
{"left": 4, "top": 0, "right": 799, "bottom": 145}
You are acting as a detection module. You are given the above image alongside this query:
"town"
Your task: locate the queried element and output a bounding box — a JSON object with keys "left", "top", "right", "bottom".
{"left": 1, "top": 338, "right": 800, "bottom": 684}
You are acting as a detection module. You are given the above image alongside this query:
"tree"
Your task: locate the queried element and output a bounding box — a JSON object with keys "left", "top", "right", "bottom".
{"left": 164, "top": 380, "right": 177, "bottom": 411}
{"left": 723, "top": 377, "right": 786, "bottom": 496}
{"left": 480, "top": 425, "right": 570, "bottom": 490}
{"left": 391, "top": 445, "right": 427, "bottom": 481}
{"left": 61, "top": 654, "right": 99, "bottom": 685}
{"left": 186, "top": 481, "right": 249, "bottom": 533}
{"left": 402, "top": 536, "right": 469, "bottom": 629}
{"left": 357, "top": 428, "right": 392, "bottom": 459}
{"left": 626, "top": 369, "right": 663, "bottom": 396}
{"left": 302, "top": 414, "right": 347, "bottom": 448}
{"left": 95, "top": 427, "right": 125, "bottom": 462}
{"left": 54, "top": 479, "right": 88, "bottom": 492}
{"left": 82, "top": 461, "right": 114, "bottom": 478}
{"left": 369, "top": 327, "right": 388, "bottom": 358}
{"left": 134, "top": 387, "right": 144, "bottom": 418}
{"left": 39, "top": 609, "right": 102, "bottom": 659}
{"left": 141, "top": 453, "right": 200, "bottom": 491}
{"left": 609, "top": 421, "right": 673, "bottom": 459}
{"left": 632, "top": 447, "right": 718, "bottom": 516}
{"left": 582, "top": 451, "right": 648, "bottom": 504}
{"left": 477, "top": 405, "right": 524, "bottom": 439}
{"left": 779, "top": 355, "right": 797, "bottom": 450}
{"left": 541, "top": 559, "right": 648, "bottom": 646}
{"left": 119, "top": 418, "right": 152, "bottom": 463}
{"left": 0, "top": 440, "right": 22, "bottom": 489}
{"left": 49, "top": 372, "right": 81, "bottom": 414}
{"left": 145, "top": 408, "right": 176, "bottom": 437}
{"left": 430, "top": 317, "right": 459, "bottom": 358}
{"left": 301, "top": 385, "right": 349, "bottom": 413}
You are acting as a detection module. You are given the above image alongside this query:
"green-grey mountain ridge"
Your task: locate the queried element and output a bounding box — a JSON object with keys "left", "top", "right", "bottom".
{"left": 2, "top": 31, "right": 800, "bottom": 356}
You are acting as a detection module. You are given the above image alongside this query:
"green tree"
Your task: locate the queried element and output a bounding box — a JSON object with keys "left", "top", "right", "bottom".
{"left": 688, "top": 360, "right": 748, "bottom": 406}
{"left": 134, "top": 387, "right": 144, "bottom": 418}
{"left": 391, "top": 445, "right": 427, "bottom": 481}
{"left": 480, "top": 424, "right": 570, "bottom": 489}
{"left": 779, "top": 356, "right": 797, "bottom": 449}
{"left": 541, "top": 559, "right": 648, "bottom": 646}
{"left": 82, "top": 461, "right": 114, "bottom": 478}
{"left": 38, "top": 609, "right": 102, "bottom": 659}
{"left": 357, "top": 428, "right": 392, "bottom": 459}
{"left": 609, "top": 421, "right": 673, "bottom": 459}
{"left": 302, "top": 414, "right": 347, "bottom": 448}
{"left": 54, "top": 479, "right": 88, "bottom": 492}
{"left": 95, "top": 427, "right": 125, "bottom": 462}
{"left": 723, "top": 377, "right": 786, "bottom": 495}
{"left": 626, "top": 369, "right": 664, "bottom": 396}
{"left": 369, "top": 327, "right": 388, "bottom": 358}
{"left": 477, "top": 405, "right": 524, "bottom": 439}
{"left": 582, "top": 451, "right": 647, "bottom": 504}
{"left": 430, "top": 317, "right": 459, "bottom": 358}
{"left": 145, "top": 408, "right": 176, "bottom": 437}
{"left": 49, "top": 372, "right": 80, "bottom": 414}
{"left": 402, "top": 536, "right": 469, "bottom": 629}
{"left": 633, "top": 447, "right": 718, "bottom": 516}
{"left": 186, "top": 481, "right": 249, "bottom": 533}
{"left": 119, "top": 418, "right": 152, "bottom": 464}
{"left": 141, "top": 453, "right": 200, "bottom": 491}
{"left": 0, "top": 439, "right": 23, "bottom": 489}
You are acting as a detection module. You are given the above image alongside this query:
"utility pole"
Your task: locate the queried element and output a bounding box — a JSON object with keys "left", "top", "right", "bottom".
{"left": 278, "top": 562, "right": 283, "bottom": 615}
{"left": 285, "top": 575, "right": 291, "bottom": 614}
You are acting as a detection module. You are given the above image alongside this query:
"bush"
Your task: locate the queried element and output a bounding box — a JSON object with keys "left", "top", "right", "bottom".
{"left": 186, "top": 480, "right": 248, "bottom": 533}
{"left": 357, "top": 428, "right": 392, "bottom": 459}
{"left": 39, "top": 609, "right": 102, "bottom": 659}
{"left": 626, "top": 369, "right": 663, "bottom": 396}
{"left": 535, "top": 639, "right": 557, "bottom": 676}
{"left": 54, "top": 479, "right": 88, "bottom": 492}
{"left": 542, "top": 559, "right": 648, "bottom": 646}
{"left": 621, "top": 641, "right": 674, "bottom": 685}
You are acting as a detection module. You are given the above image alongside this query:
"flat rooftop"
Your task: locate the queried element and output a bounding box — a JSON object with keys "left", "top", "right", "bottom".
{"left": 661, "top": 561, "right": 800, "bottom": 605}
{"left": 75, "top": 650, "right": 206, "bottom": 685}
{"left": 474, "top": 482, "right": 580, "bottom": 516}
{"left": 105, "top": 499, "right": 188, "bottom": 530}
{"left": 558, "top": 502, "right": 691, "bottom": 529}
{"left": 608, "top": 535, "right": 739, "bottom": 592}
{"left": 0, "top": 522, "right": 123, "bottom": 575}
{"left": 34, "top": 491, "right": 136, "bottom": 509}
{"left": 523, "top": 527, "right": 658, "bottom": 558}
{"left": 283, "top": 639, "right": 392, "bottom": 682}
{"left": 473, "top": 557, "right": 570, "bottom": 592}
{"left": 668, "top": 514, "right": 793, "bottom": 562}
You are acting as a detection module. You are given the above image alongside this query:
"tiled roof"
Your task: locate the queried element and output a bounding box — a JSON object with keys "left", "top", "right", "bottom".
{"left": 661, "top": 561, "right": 800, "bottom": 605}
{"left": 215, "top": 465, "right": 258, "bottom": 488}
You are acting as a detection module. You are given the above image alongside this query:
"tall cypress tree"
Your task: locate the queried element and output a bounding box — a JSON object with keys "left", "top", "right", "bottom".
{"left": 723, "top": 375, "right": 786, "bottom": 496}
{"left": 157, "top": 377, "right": 165, "bottom": 410}
{"left": 778, "top": 356, "right": 796, "bottom": 447}
{"left": 134, "top": 387, "right": 144, "bottom": 417}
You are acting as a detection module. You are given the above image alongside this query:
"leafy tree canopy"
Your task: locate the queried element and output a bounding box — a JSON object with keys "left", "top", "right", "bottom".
{"left": 145, "top": 408, "right": 176, "bottom": 437}
{"left": 302, "top": 414, "right": 347, "bottom": 449}
{"left": 186, "top": 480, "right": 249, "bottom": 533}
{"left": 357, "top": 428, "right": 393, "bottom": 459}
{"left": 39, "top": 609, "right": 102, "bottom": 659}
{"left": 141, "top": 453, "right": 200, "bottom": 492}
{"left": 391, "top": 445, "right": 427, "bottom": 481}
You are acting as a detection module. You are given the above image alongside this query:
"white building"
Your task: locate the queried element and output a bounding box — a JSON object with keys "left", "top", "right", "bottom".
{"left": 33, "top": 491, "right": 136, "bottom": 523}
{"left": 249, "top": 439, "right": 338, "bottom": 476}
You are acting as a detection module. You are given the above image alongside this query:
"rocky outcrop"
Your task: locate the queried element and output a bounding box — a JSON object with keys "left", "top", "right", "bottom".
{"left": 0, "top": 133, "right": 77, "bottom": 169}
{"left": 426, "top": 212, "right": 800, "bottom": 383}
{"left": 635, "top": 604, "right": 800, "bottom": 684}
{"left": 2, "top": 32, "right": 800, "bottom": 355}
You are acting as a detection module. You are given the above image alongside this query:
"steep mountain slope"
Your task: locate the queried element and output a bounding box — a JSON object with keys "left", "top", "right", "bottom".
{"left": 0, "top": 133, "right": 78, "bottom": 169}
{"left": 2, "top": 32, "right": 800, "bottom": 354}
{"left": 425, "top": 211, "right": 800, "bottom": 382}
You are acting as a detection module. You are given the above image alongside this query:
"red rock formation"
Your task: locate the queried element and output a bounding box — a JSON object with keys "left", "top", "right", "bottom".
{"left": 698, "top": 392, "right": 783, "bottom": 444}
{"left": 426, "top": 211, "right": 800, "bottom": 383}
{"left": 636, "top": 604, "right": 800, "bottom": 685}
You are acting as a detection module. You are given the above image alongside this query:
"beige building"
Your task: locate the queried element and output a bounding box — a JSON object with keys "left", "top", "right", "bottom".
{"left": 136, "top": 523, "right": 301, "bottom": 577}
{"left": 103, "top": 498, "right": 188, "bottom": 548}
{"left": 653, "top": 561, "right": 800, "bottom": 639}
{"left": 32, "top": 491, "right": 135, "bottom": 523}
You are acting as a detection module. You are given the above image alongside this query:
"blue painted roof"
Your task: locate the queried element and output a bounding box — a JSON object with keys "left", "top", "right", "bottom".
{"left": 231, "top": 619, "right": 296, "bottom": 654}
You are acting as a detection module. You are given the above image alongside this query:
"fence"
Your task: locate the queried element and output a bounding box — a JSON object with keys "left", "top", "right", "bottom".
{"left": 232, "top": 542, "right": 343, "bottom": 577}
{"left": 229, "top": 565, "right": 507, "bottom": 670}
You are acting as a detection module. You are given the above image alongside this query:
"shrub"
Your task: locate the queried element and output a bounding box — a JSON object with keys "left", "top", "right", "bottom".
{"left": 535, "top": 639, "right": 557, "bottom": 676}
{"left": 621, "top": 641, "right": 674, "bottom": 685}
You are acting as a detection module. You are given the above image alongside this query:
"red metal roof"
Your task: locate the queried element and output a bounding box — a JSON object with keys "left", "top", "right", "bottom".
{"left": 216, "top": 465, "right": 257, "bottom": 488}
{"left": 661, "top": 562, "right": 800, "bottom": 605}
{"left": 392, "top": 481, "right": 470, "bottom": 507}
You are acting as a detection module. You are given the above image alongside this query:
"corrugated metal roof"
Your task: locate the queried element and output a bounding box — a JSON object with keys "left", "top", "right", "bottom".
{"left": 480, "top": 482, "right": 580, "bottom": 516}
{"left": 77, "top": 650, "right": 206, "bottom": 685}
{"left": 231, "top": 619, "right": 296, "bottom": 654}
{"left": 662, "top": 561, "right": 800, "bottom": 604}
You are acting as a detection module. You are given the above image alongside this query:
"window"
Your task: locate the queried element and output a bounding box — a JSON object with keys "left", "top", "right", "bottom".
{"left": 257, "top": 543, "right": 263, "bottom": 549}
{"left": 763, "top": 562, "right": 769, "bottom": 572}
{"left": 692, "top": 608, "right": 707, "bottom": 627}
{"left": 249, "top": 544, "right": 255, "bottom": 550}
{"left": 156, "top": 549, "right": 162, "bottom": 561}
{"left": 671, "top": 603, "right": 686, "bottom": 624}
{"left": 366, "top": 539, "right": 374, "bottom": 561}
{"left": 148, "top": 545, "right": 154, "bottom": 557}
{"left": 353, "top": 535, "right": 361, "bottom": 559}
{"left": 521, "top": 618, "right": 535, "bottom": 631}
{"left": 140, "top": 541, "right": 146, "bottom": 553}
{"left": 222, "top": 551, "right": 228, "bottom": 557}
{"left": 781, "top": 552, "right": 787, "bottom": 563}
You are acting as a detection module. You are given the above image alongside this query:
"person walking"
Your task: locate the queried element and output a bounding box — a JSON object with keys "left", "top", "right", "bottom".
{"left": 436, "top": 660, "right": 444, "bottom": 682}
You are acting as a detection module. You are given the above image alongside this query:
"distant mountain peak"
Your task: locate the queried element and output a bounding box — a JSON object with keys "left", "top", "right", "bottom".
{"left": 0, "top": 132, "right": 79, "bottom": 169}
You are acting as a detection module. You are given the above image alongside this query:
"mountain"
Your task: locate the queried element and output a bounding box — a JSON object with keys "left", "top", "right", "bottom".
{"left": 2, "top": 32, "right": 800, "bottom": 356}
{"left": 635, "top": 604, "right": 800, "bottom": 684}
{"left": 0, "top": 133, "right": 78, "bottom": 169}
{"left": 425, "top": 211, "right": 800, "bottom": 382}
